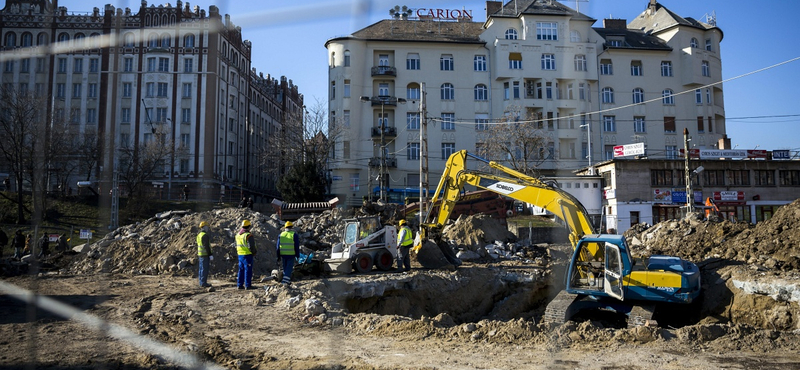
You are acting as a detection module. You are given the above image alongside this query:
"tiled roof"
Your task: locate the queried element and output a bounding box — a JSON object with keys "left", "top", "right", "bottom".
{"left": 489, "top": 0, "right": 595, "bottom": 22}
{"left": 594, "top": 28, "right": 672, "bottom": 51}
{"left": 628, "top": 2, "right": 719, "bottom": 36}
{"left": 328, "top": 19, "right": 485, "bottom": 45}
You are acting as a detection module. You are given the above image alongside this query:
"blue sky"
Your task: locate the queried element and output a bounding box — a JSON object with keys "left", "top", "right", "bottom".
{"left": 60, "top": 0, "right": 800, "bottom": 151}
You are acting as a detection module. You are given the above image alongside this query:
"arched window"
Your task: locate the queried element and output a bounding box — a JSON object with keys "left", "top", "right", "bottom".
{"left": 601, "top": 87, "right": 614, "bottom": 104}
{"left": 504, "top": 28, "right": 518, "bottom": 40}
{"left": 21, "top": 32, "right": 32, "bottom": 47}
{"left": 662, "top": 89, "right": 675, "bottom": 105}
{"left": 407, "top": 83, "right": 420, "bottom": 100}
{"left": 474, "top": 84, "right": 488, "bottom": 101}
{"left": 441, "top": 83, "right": 454, "bottom": 100}
{"left": 73, "top": 33, "right": 85, "bottom": 47}
{"left": 690, "top": 37, "right": 698, "bottom": 48}
{"left": 570, "top": 30, "right": 581, "bottom": 42}
{"left": 184, "top": 34, "right": 195, "bottom": 48}
{"left": 152, "top": 15, "right": 159, "bottom": 27}
{"left": 37, "top": 32, "right": 48, "bottom": 46}
{"left": 57, "top": 32, "right": 69, "bottom": 43}
{"left": 221, "top": 42, "right": 227, "bottom": 57}
{"left": 161, "top": 33, "right": 171, "bottom": 48}
{"left": 344, "top": 50, "right": 351, "bottom": 67}
{"left": 148, "top": 33, "right": 159, "bottom": 48}
{"left": 4, "top": 32, "right": 16, "bottom": 47}
{"left": 124, "top": 32, "right": 135, "bottom": 47}
{"left": 632, "top": 88, "right": 645, "bottom": 104}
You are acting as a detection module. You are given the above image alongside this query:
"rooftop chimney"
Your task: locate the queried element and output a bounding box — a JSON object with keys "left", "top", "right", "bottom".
{"left": 486, "top": 1, "right": 501, "bottom": 19}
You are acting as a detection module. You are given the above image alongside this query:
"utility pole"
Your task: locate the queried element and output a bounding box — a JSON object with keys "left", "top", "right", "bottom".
{"left": 581, "top": 118, "right": 592, "bottom": 175}
{"left": 419, "top": 82, "right": 428, "bottom": 222}
{"left": 684, "top": 128, "right": 693, "bottom": 213}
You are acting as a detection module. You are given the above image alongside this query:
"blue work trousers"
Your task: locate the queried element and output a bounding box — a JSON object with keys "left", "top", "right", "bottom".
{"left": 237, "top": 254, "right": 254, "bottom": 288}
{"left": 198, "top": 256, "right": 210, "bottom": 286}
{"left": 280, "top": 255, "right": 295, "bottom": 284}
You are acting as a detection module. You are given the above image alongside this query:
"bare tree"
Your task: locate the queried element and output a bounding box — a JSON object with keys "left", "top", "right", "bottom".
{"left": 478, "top": 105, "right": 551, "bottom": 178}
{"left": 116, "top": 124, "right": 174, "bottom": 213}
{"left": 74, "top": 126, "right": 101, "bottom": 182}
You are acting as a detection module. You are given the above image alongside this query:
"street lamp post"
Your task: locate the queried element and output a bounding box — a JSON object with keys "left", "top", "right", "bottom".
{"left": 580, "top": 120, "right": 592, "bottom": 175}
{"left": 360, "top": 95, "right": 406, "bottom": 203}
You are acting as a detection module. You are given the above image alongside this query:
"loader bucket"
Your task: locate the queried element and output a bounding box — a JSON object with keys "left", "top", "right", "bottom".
{"left": 413, "top": 239, "right": 461, "bottom": 269}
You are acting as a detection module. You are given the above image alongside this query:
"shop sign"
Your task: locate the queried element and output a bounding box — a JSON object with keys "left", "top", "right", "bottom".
{"left": 653, "top": 188, "right": 672, "bottom": 203}
{"left": 747, "top": 150, "right": 768, "bottom": 159}
{"left": 613, "top": 143, "right": 645, "bottom": 157}
{"left": 699, "top": 149, "right": 747, "bottom": 159}
{"left": 671, "top": 190, "right": 703, "bottom": 204}
{"left": 604, "top": 189, "right": 615, "bottom": 199}
{"left": 415, "top": 7, "right": 473, "bottom": 20}
{"left": 773, "top": 150, "right": 791, "bottom": 160}
{"left": 713, "top": 191, "right": 744, "bottom": 202}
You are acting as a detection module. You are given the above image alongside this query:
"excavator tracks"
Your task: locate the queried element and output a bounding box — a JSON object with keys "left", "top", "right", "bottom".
{"left": 543, "top": 290, "right": 579, "bottom": 325}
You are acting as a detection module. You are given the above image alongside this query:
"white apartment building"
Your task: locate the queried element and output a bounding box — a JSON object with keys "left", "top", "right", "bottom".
{"left": 326, "top": 0, "right": 726, "bottom": 207}
{"left": 0, "top": 0, "right": 303, "bottom": 201}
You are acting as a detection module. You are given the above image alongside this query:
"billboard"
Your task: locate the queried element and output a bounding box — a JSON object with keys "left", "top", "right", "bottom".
{"left": 613, "top": 143, "right": 645, "bottom": 158}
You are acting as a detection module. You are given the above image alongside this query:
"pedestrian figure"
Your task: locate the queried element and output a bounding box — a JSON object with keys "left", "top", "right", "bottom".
{"left": 57, "top": 233, "right": 69, "bottom": 253}
{"left": 277, "top": 221, "right": 299, "bottom": 285}
{"left": 182, "top": 185, "right": 190, "bottom": 201}
{"left": 247, "top": 197, "right": 254, "bottom": 210}
{"left": 36, "top": 232, "right": 50, "bottom": 259}
{"left": 235, "top": 219, "right": 256, "bottom": 290}
{"left": 12, "top": 230, "right": 24, "bottom": 260}
{"left": 396, "top": 220, "right": 413, "bottom": 272}
{"left": 239, "top": 197, "right": 247, "bottom": 208}
{"left": 197, "top": 221, "right": 214, "bottom": 287}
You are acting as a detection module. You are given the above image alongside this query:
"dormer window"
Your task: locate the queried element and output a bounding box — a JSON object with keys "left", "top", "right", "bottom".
{"left": 505, "top": 28, "right": 518, "bottom": 40}
{"left": 608, "top": 38, "right": 623, "bottom": 47}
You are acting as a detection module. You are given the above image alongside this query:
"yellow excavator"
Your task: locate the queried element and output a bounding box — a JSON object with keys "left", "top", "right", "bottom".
{"left": 417, "top": 150, "right": 702, "bottom": 327}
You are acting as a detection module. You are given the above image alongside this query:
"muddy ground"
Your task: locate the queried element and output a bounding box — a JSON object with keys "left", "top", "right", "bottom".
{"left": 3, "top": 201, "right": 800, "bottom": 369}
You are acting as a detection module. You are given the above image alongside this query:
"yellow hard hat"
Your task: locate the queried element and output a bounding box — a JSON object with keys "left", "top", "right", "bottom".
{"left": 241, "top": 219, "right": 251, "bottom": 228}
{"left": 399, "top": 220, "right": 407, "bottom": 226}
{"left": 284, "top": 221, "right": 293, "bottom": 228}
{"left": 199, "top": 221, "right": 208, "bottom": 228}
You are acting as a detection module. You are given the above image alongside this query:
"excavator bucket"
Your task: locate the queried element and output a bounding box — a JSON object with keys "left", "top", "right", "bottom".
{"left": 413, "top": 232, "right": 461, "bottom": 269}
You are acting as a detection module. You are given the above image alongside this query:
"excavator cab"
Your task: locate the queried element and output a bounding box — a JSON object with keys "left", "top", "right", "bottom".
{"left": 604, "top": 242, "right": 625, "bottom": 301}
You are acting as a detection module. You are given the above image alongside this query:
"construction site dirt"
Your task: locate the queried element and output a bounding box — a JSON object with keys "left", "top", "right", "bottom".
{"left": 3, "top": 201, "right": 800, "bottom": 369}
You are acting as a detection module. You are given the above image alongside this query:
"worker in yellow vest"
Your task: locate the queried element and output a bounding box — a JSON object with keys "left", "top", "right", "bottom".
{"left": 276, "top": 221, "right": 299, "bottom": 285}
{"left": 197, "top": 221, "right": 213, "bottom": 288}
{"left": 396, "top": 220, "right": 413, "bottom": 272}
{"left": 235, "top": 219, "right": 257, "bottom": 290}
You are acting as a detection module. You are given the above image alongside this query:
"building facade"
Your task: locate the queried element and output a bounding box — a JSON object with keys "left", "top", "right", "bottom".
{"left": 0, "top": 0, "right": 303, "bottom": 201}
{"left": 326, "top": 0, "right": 726, "bottom": 207}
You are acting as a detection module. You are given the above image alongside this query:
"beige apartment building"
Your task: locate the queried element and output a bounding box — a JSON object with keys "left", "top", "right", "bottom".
{"left": 326, "top": 0, "right": 726, "bottom": 207}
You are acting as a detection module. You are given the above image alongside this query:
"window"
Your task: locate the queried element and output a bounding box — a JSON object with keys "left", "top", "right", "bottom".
{"left": 503, "top": 82, "right": 510, "bottom": 100}
{"left": 727, "top": 170, "right": 750, "bottom": 186}
{"left": 378, "top": 82, "right": 389, "bottom": 97}
{"left": 343, "top": 110, "right": 350, "bottom": 127}
{"left": 124, "top": 58, "right": 133, "bottom": 72}
{"left": 661, "top": 61, "right": 672, "bottom": 77}
{"left": 665, "top": 145, "right": 678, "bottom": 159}
{"left": 703, "top": 170, "right": 726, "bottom": 186}
{"left": 705, "top": 38, "right": 712, "bottom": 51}
{"left": 3, "top": 61, "right": 12, "bottom": 73}
{"left": 702, "top": 61, "right": 710, "bottom": 77}
{"left": 330, "top": 81, "right": 335, "bottom": 99}
{"left": 21, "top": 32, "right": 32, "bottom": 47}
{"left": 690, "top": 37, "right": 698, "bottom": 48}
{"left": 545, "top": 82, "right": 553, "bottom": 99}
{"left": 120, "top": 133, "right": 130, "bottom": 147}
{"left": 158, "top": 57, "right": 169, "bottom": 72}
{"left": 88, "top": 83, "right": 97, "bottom": 98}
{"left": 536, "top": 22, "right": 558, "bottom": 40}
{"left": 601, "top": 87, "right": 614, "bottom": 103}
{"left": 344, "top": 50, "right": 351, "bottom": 67}
{"left": 4, "top": 32, "right": 15, "bottom": 46}
{"left": 86, "top": 109, "right": 96, "bottom": 124}
{"left": 146, "top": 57, "right": 156, "bottom": 72}
{"left": 57, "top": 58, "right": 67, "bottom": 73}
{"left": 70, "top": 109, "right": 80, "bottom": 124}
{"left": 19, "top": 58, "right": 29, "bottom": 73}
{"left": 474, "top": 84, "right": 488, "bottom": 100}
{"left": 157, "top": 82, "right": 168, "bottom": 97}
{"left": 184, "top": 34, "right": 195, "bottom": 48}
{"left": 570, "top": 30, "right": 581, "bottom": 42}
{"left": 406, "top": 53, "right": 420, "bottom": 70}
{"left": 779, "top": 170, "right": 800, "bottom": 186}
{"left": 73, "top": 58, "right": 83, "bottom": 73}
{"left": 89, "top": 58, "right": 99, "bottom": 72}
{"left": 579, "top": 83, "right": 587, "bottom": 100}
{"left": 407, "top": 142, "right": 420, "bottom": 160}
{"left": 508, "top": 53, "right": 522, "bottom": 69}
{"left": 441, "top": 113, "right": 455, "bottom": 130}
{"left": 407, "top": 84, "right": 420, "bottom": 100}
{"left": 180, "top": 159, "right": 189, "bottom": 174}
{"left": 695, "top": 89, "right": 702, "bottom": 104}
{"left": 442, "top": 143, "right": 456, "bottom": 159}
{"left": 378, "top": 54, "right": 389, "bottom": 66}
{"left": 600, "top": 59, "right": 612, "bottom": 75}
{"left": 343, "top": 80, "right": 350, "bottom": 98}
{"left": 440, "top": 55, "right": 454, "bottom": 71}
{"left": 182, "top": 108, "right": 191, "bottom": 123}
{"left": 708, "top": 116, "right": 713, "bottom": 132}
{"left": 72, "top": 83, "right": 82, "bottom": 98}
{"left": 475, "top": 114, "right": 489, "bottom": 131}
{"left": 608, "top": 39, "right": 622, "bottom": 47}
{"left": 541, "top": 54, "right": 556, "bottom": 70}
{"left": 634, "top": 116, "right": 646, "bottom": 133}
{"left": 407, "top": 112, "right": 420, "bottom": 130}
{"left": 505, "top": 28, "right": 518, "bottom": 40}
{"left": 755, "top": 170, "right": 775, "bottom": 186}
{"left": 706, "top": 89, "right": 711, "bottom": 104}
{"left": 184, "top": 58, "right": 193, "bottom": 72}
{"left": 474, "top": 55, "right": 486, "bottom": 71}
{"left": 440, "top": 83, "right": 454, "bottom": 100}
{"left": 651, "top": 170, "right": 673, "bottom": 186}
{"left": 146, "top": 82, "right": 154, "bottom": 97}
{"left": 574, "top": 55, "right": 586, "bottom": 71}
{"left": 663, "top": 117, "right": 676, "bottom": 133}
{"left": 630, "top": 61, "right": 642, "bottom": 76}
{"left": 602, "top": 116, "right": 616, "bottom": 132}
{"left": 182, "top": 83, "right": 191, "bottom": 98}
{"left": 662, "top": 89, "right": 675, "bottom": 105}
{"left": 156, "top": 108, "right": 167, "bottom": 123}
{"left": 122, "top": 83, "right": 132, "bottom": 97}
{"left": 632, "top": 88, "right": 644, "bottom": 104}
{"left": 513, "top": 81, "right": 520, "bottom": 99}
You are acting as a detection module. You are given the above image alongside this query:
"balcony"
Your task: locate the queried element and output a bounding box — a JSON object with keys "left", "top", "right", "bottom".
{"left": 369, "top": 156, "right": 397, "bottom": 168}
{"left": 362, "top": 95, "right": 404, "bottom": 107}
{"left": 371, "top": 65, "right": 396, "bottom": 77}
{"left": 371, "top": 126, "right": 397, "bottom": 139}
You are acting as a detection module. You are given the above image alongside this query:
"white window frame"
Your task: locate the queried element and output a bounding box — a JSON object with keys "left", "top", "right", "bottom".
{"left": 441, "top": 113, "right": 455, "bottom": 130}
{"left": 603, "top": 116, "right": 616, "bottom": 132}
{"left": 631, "top": 61, "right": 642, "bottom": 76}
{"left": 474, "top": 84, "right": 488, "bottom": 101}
{"left": 601, "top": 87, "right": 614, "bottom": 104}
{"left": 474, "top": 55, "right": 486, "bottom": 71}
{"left": 407, "top": 142, "right": 420, "bottom": 160}
{"left": 440, "top": 83, "right": 454, "bottom": 100}
{"left": 406, "top": 53, "right": 420, "bottom": 70}
{"left": 442, "top": 143, "right": 456, "bottom": 159}
{"left": 440, "top": 54, "right": 454, "bottom": 71}
{"left": 504, "top": 28, "right": 518, "bottom": 40}
{"left": 600, "top": 60, "right": 612, "bottom": 75}
{"left": 632, "top": 88, "right": 644, "bottom": 104}
{"left": 701, "top": 61, "right": 710, "bottom": 77}
{"left": 541, "top": 54, "right": 556, "bottom": 70}
{"left": 574, "top": 55, "right": 586, "bottom": 71}
{"left": 634, "top": 116, "right": 646, "bottom": 133}
{"left": 662, "top": 89, "right": 675, "bottom": 105}
{"left": 407, "top": 112, "right": 420, "bottom": 130}
{"left": 536, "top": 22, "right": 558, "bottom": 40}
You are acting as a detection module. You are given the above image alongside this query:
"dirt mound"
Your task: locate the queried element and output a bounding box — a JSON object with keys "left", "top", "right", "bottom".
{"left": 441, "top": 214, "right": 517, "bottom": 251}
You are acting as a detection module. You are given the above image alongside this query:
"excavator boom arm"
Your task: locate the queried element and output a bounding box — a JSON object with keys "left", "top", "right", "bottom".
{"left": 425, "top": 150, "right": 595, "bottom": 248}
